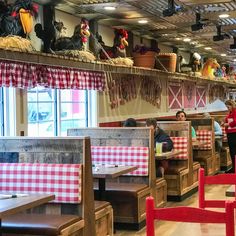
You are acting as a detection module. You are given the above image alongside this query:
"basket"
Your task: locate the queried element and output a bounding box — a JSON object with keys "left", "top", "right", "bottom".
{"left": 133, "top": 51, "right": 157, "bottom": 69}
{"left": 155, "top": 53, "right": 177, "bottom": 72}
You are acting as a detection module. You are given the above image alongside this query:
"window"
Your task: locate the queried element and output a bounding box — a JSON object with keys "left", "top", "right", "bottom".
{"left": 59, "top": 90, "right": 88, "bottom": 136}
{"left": 27, "top": 87, "right": 94, "bottom": 136}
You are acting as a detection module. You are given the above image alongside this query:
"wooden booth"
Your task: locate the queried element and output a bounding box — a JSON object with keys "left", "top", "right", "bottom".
{"left": 190, "top": 118, "right": 221, "bottom": 175}
{"left": 67, "top": 127, "right": 167, "bottom": 230}
{"left": 155, "top": 121, "right": 200, "bottom": 201}
{"left": 0, "top": 137, "right": 113, "bottom": 236}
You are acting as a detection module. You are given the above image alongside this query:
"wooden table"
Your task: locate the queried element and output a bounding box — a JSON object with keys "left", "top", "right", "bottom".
{"left": 225, "top": 185, "right": 236, "bottom": 197}
{"left": 192, "top": 140, "right": 208, "bottom": 149}
{"left": 93, "top": 165, "right": 137, "bottom": 200}
{"left": 155, "top": 150, "right": 183, "bottom": 160}
{"left": 0, "top": 194, "right": 55, "bottom": 235}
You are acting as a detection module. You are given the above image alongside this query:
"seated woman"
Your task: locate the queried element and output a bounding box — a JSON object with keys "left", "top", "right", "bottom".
{"left": 203, "top": 112, "right": 223, "bottom": 152}
{"left": 176, "top": 110, "right": 197, "bottom": 140}
{"left": 123, "top": 118, "right": 137, "bottom": 127}
{"left": 146, "top": 118, "right": 173, "bottom": 177}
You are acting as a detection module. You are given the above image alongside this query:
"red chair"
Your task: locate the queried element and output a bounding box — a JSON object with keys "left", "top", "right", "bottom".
{"left": 146, "top": 196, "right": 234, "bottom": 236}
{"left": 199, "top": 158, "right": 236, "bottom": 209}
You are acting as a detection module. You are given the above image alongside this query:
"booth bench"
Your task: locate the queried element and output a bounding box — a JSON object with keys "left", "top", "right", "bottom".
{"left": 155, "top": 121, "right": 200, "bottom": 201}
{"left": 0, "top": 137, "right": 113, "bottom": 236}
{"left": 68, "top": 127, "right": 167, "bottom": 230}
{"left": 191, "top": 118, "right": 221, "bottom": 175}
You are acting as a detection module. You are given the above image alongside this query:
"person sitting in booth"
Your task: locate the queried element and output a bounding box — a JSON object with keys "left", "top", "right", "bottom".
{"left": 203, "top": 112, "right": 222, "bottom": 136}
{"left": 123, "top": 118, "right": 137, "bottom": 127}
{"left": 146, "top": 118, "right": 173, "bottom": 152}
{"left": 146, "top": 118, "right": 173, "bottom": 177}
{"left": 176, "top": 110, "right": 197, "bottom": 140}
{"left": 203, "top": 112, "right": 223, "bottom": 153}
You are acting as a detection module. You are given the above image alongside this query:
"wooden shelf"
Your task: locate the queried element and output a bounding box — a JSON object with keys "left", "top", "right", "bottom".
{"left": 0, "top": 49, "right": 236, "bottom": 88}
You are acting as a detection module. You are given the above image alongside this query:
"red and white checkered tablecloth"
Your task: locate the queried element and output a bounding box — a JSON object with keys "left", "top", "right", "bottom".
{"left": 0, "top": 60, "right": 106, "bottom": 91}
{"left": 196, "top": 130, "right": 212, "bottom": 150}
{"left": 170, "top": 137, "right": 188, "bottom": 159}
{"left": 91, "top": 146, "right": 149, "bottom": 176}
{"left": 221, "top": 126, "right": 228, "bottom": 142}
{"left": 0, "top": 163, "right": 82, "bottom": 203}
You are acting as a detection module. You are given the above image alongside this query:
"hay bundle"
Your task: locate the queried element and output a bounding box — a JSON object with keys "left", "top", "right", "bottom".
{"left": 105, "top": 57, "right": 133, "bottom": 66}
{"left": 0, "top": 36, "right": 35, "bottom": 52}
{"left": 56, "top": 50, "right": 96, "bottom": 61}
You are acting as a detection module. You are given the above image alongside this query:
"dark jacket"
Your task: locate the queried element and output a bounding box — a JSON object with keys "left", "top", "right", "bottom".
{"left": 154, "top": 128, "right": 174, "bottom": 152}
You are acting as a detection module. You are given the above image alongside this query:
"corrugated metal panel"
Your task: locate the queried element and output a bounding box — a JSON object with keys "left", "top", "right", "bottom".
{"left": 55, "top": 0, "right": 236, "bottom": 63}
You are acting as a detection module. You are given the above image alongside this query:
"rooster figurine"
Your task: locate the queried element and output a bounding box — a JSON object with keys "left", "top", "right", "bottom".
{"left": 0, "top": 0, "right": 38, "bottom": 37}
{"left": 98, "top": 28, "right": 129, "bottom": 59}
{"left": 79, "top": 18, "right": 90, "bottom": 49}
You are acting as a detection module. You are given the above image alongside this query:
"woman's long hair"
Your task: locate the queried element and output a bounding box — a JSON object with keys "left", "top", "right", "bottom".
{"left": 225, "top": 100, "right": 236, "bottom": 109}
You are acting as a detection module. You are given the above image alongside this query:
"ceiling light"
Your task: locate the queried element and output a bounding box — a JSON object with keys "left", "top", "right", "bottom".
{"left": 205, "top": 47, "right": 212, "bottom": 50}
{"left": 219, "top": 14, "right": 229, "bottom": 18}
{"left": 175, "top": 37, "right": 181, "bottom": 40}
{"left": 104, "top": 6, "right": 116, "bottom": 11}
{"left": 221, "top": 54, "right": 227, "bottom": 56}
{"left": 234, "top": 59, "right": 236, "bottom": 62}
{"left": 138, "top": 20, "right": 148, "bottom": 24}
{"left": 183, "top": 38, "right": 191, "bottom": 42}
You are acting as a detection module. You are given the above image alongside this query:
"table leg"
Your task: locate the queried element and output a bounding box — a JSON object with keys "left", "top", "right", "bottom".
{"left": 98, "top": 178, "right": 106, "bottom": 200}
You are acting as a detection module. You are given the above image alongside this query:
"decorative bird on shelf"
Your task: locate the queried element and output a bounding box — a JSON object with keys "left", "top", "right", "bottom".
{"left": 0, "top": 0, "right": 38, "bottom": 37}
{"left": 35, "top": 17, "right": 90, "bottom": 53}
{"left": 98, "top": 28, "right": 129, "bottom": 59}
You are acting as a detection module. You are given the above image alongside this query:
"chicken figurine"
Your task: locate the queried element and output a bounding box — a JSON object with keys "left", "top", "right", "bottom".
{"left": 80, "top": 18, "right": 90, "bottom": 49}
{"left": 0, "top": 0, "right": 38, "bottom": 37}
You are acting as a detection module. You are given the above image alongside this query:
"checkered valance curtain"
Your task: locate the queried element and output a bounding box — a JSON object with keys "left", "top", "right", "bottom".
{"left": 0, "top": 60, "right": 105, "bottom": 91}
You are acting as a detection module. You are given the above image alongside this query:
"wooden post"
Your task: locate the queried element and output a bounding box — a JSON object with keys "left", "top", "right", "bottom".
{"left": 126, "top": 31, "right": 133, "bottom": 57}
{"left": 89, "top": 20, "right": 98, "bottom": 57}
{"left": 42, "top": 5, "right": 55, "bottom": 53}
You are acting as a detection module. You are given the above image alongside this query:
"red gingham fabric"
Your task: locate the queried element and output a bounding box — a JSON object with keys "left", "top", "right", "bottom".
{"left": 91, "top": 146, "right": 149, "bottom": 176}
{"left": 0, "top": 60, "right": 37, "bottom": 88}
{"left": 0, "top": 60, "right": 105, "bottom": 91}
{"left": 38, "top": 65, "right": 105, "bottom": 91}
{"left": 170, "top": 137, "right": 188, "bottom": 159}
{"left": 221, "top": 127, "right": 228, "bottom": 142}
{"left": 196, "top": 130, "right": 212, "bottom": 150}
{"left": 0, "top": 163, "right": 81, "bottom": 204}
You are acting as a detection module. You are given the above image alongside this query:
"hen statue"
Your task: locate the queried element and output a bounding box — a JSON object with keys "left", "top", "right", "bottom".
{"left": 35, "top": 18, "right": 90, "bottom": 53}
{"left": 201, "top": 58, "right": 220, "bottom": 79}
{"left": 98, "top": 28, "right": 129, "bottom": 59}
{"left": 0, "top": 0, "right": 38, "bottom": 37}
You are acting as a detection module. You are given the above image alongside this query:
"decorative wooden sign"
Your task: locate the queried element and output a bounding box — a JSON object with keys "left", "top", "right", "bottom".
{"left": 168, "top": 81, "right": 183, "bottom": 110}
{"left": 196, "top": 85, "right": 207, "bottom": 108}
{"left": 183, "top": 81, "right": 196, "bottom": 109}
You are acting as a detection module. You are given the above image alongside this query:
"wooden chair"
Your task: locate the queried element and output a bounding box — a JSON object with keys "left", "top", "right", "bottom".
{"left": 146, "top": 196, "right": 234, "bottom": 236}
{"left": 199, "top": 159, "right": 236, "bottom": 209}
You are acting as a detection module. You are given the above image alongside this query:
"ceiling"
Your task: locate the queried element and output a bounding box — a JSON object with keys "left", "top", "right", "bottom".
{"left": 38, "top": 0, "right": 236, "bottom": 64}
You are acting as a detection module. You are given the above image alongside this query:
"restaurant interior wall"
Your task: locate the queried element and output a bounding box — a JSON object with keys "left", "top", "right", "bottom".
{"left": 98, "top": 77, "right": 168, "bottom": 123}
